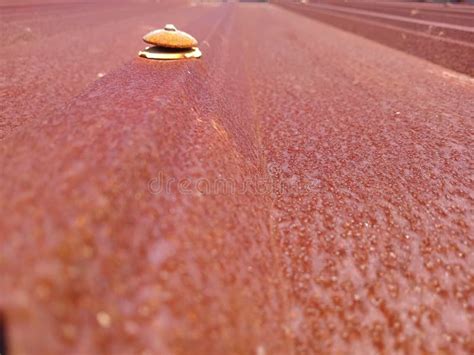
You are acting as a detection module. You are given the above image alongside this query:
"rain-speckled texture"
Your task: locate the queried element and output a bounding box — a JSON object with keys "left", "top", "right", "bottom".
{"left": 1, "top": 1, "right": 473, "bottom": 355}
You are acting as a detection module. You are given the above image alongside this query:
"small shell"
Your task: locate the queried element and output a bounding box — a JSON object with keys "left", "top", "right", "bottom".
{"left": 143, "top": 24, "right": 198, "bottom": 49}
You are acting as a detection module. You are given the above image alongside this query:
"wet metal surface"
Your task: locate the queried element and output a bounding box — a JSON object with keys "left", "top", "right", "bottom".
{"left": 1, "top": 1, "right": 473, "bottom": 354}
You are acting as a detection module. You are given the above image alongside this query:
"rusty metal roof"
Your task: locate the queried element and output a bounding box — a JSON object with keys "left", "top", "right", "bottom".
{"left": 1, "top": 1, "right": 473, "bottom": 354}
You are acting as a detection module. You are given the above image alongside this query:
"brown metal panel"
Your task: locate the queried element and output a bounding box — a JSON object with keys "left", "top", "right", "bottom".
{"left": 1, "top": 1, "right": 473, "bottom": 354}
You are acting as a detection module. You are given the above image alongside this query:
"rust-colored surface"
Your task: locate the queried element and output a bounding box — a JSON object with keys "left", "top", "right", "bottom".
{"left": 1, "top": 1, "right": 474, "bottom": 355}
{"left": 0, "top": 0, "right": 195, "bottom": 139}
{"left": 273, "top": 0, "right": 474, "bottom": 77}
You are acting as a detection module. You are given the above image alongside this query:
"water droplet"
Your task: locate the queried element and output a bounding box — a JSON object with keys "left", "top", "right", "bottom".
{"left": 96, "top": 311, "right": 112, "bottom": 328}
{"left": 256, "top": 345, "right": 266, "bottom": 355}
